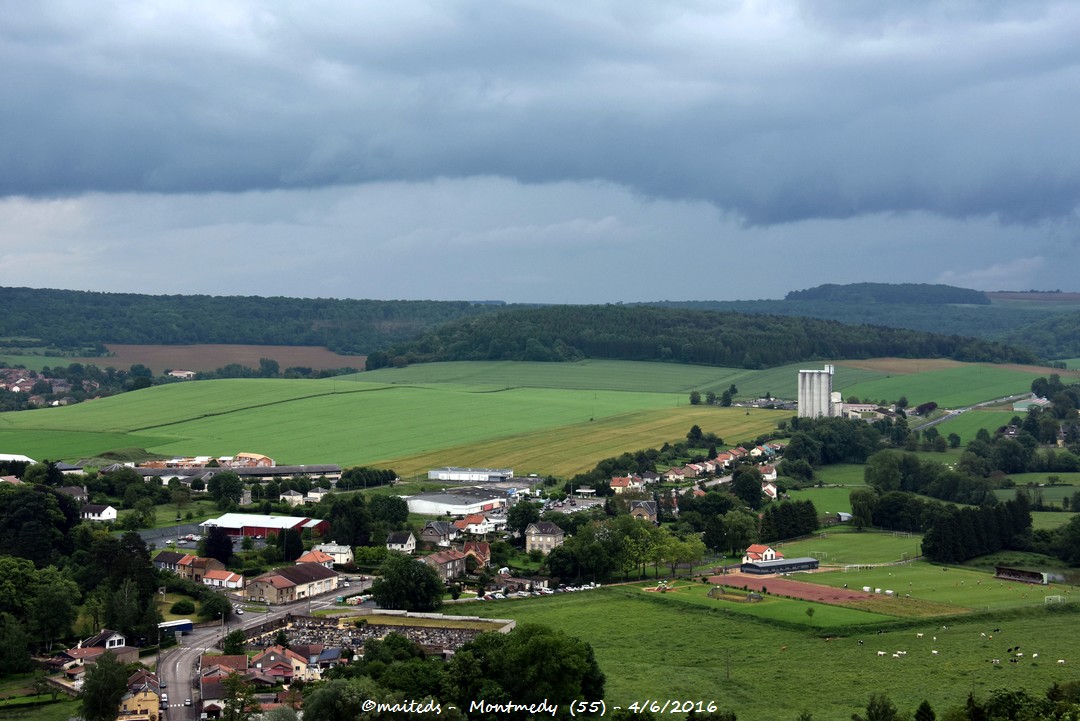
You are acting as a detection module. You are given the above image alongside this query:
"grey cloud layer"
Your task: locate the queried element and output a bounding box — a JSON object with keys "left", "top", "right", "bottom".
{"left": 3, "top": 1, "right": 1079, "bottom": 225}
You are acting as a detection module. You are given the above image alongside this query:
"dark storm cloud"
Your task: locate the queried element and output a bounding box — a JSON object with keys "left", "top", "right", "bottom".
{"left": 2, "top": 1, "right": 1079, "bottom": 225}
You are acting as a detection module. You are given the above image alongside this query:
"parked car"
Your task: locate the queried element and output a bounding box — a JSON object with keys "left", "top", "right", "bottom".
{"left": 184, "top": 698, "right": 192, "bottom": 707}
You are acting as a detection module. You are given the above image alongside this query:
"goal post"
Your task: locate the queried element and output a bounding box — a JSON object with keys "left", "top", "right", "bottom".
{"left": 812, "top": 551, "right": 828, "bottom": 560}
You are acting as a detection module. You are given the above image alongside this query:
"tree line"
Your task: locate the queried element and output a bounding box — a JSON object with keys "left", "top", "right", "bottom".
{"left": 0, "top": 286, "right": 512, "bottom": 354}
{"left": 366, "top": 305, "right": 1038, "bottom": 370}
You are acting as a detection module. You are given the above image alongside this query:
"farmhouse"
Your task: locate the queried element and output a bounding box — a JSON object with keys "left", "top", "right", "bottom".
{"left": 427, "top": 467, "right": 514, "bottom": 483}
{"left": 200, "top": 512, "right": 329, "bottom": 538}
{"left": 202, "top": 569, "right": 244, "bottom": 589}
{"left": 405, "top": 487, "right": 508, "bottom": 515}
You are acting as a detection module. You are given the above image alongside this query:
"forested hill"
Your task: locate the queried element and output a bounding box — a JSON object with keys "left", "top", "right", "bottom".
{"left": 365, "top": 305, "right": 1038, "bottom": 370}
{"left": 784, "top": 283, "right": 990, "bottom": 304}
{"left": 0, "top": 287, "right": 515, "bottom": 355}
{"left": 1002, "top": 311, "right": 1080, "bottom": 360}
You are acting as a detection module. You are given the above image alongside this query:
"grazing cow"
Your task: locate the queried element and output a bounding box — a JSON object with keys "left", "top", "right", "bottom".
{"left": 892, "top": 653, "right": 900, "bottom": 658}
{"left": 877, "top": 651, "right": 887, "bottom": 656}
{"left": 1059, "top": 659, "right": 1066, "bottom": 665}
{"left": 991, "top": 659, "right": 1001, "bottom": 665}
{"left": 858, "top": 640, "right": 864, "bottom": 645}
{"left": 1032, "top": 653, "right": 1038, "bottom": 659}
{"left": 917, "top": 633, "right": 923, "bottom": 638}
{"left": 932, "top": 650, "right": 939, "bottom": 655}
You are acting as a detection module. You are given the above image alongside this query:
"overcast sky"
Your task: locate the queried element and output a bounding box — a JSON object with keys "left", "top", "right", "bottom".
{"left": 1, "top": 1, "right": 1078, "bottom": 303}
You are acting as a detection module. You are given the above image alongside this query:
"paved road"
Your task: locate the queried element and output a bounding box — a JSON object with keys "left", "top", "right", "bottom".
{"left": 156, "top": 577, "right": 373, "bottom": 720}
{"left": 910, "top": 393, "right": 1030, "bottom": 431}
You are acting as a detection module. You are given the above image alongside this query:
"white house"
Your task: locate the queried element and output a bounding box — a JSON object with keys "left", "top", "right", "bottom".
{"left": 742, "top": 544, "right": 783, "bottom": 564}
{"left": 312, "top": 542, "right": 354, "bottom": 565}
{"left": 279, "top": 490, "right": 305, "bottom": 507}
{"left": 81, "top": 504, "right": 118, "bottom": 522}
{"left": 385, "top": 532, "right": 417, "bottom": 554}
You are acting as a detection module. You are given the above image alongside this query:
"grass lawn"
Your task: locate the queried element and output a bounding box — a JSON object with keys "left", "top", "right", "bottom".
{"left": 0, "top": 699, "right": 81, "bottom": 721}
{"left": 810, "top": 463, "right": 868, "bottom": 486}
{"left": 446, "top": 584, "right": 1080, "bottom": 720}
{"left": 934, "top": 409, "right": 1018, "bottom": 445}
{"left": 786, "top": 486, "right": 859, "bottom": 515}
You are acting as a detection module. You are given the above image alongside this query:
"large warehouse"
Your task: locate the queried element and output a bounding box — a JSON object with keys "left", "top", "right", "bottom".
{"left": 427, "top": 467, "right": 514, "bottom": 483}
{"left": 405, "top": 487, "right": 509, "bottom": 515}
{"left": 200, "top": 513, "right": 329, "bottom": 537}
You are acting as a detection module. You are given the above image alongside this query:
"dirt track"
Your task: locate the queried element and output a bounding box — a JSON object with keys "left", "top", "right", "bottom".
{"left": 708, "top": 572, "right": 878, "bottom": 603}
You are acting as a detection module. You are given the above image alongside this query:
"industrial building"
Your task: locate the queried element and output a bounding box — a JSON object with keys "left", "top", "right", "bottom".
{"left": 199, "top": 513, "right": 329, "bottom": 538}
{"left": 797, "top": 365, "right": 840, "bottom": 418}
{"left": 427, "top": 467, "right": 514, "bottom": 483}
{"left": 405, "top": 487, "right": 509, "bottom": 516}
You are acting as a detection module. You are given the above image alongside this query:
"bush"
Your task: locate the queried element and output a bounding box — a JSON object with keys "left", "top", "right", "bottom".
{"left": 170, "top": 599, "right": 196, "bottom": 615}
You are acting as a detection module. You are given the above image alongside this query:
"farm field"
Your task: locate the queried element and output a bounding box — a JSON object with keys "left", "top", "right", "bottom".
{"left": 383, "top": 406, "right": 785, "bottom": 478}
{"left": 839, "top": 365, "right": 1050, "bottom": 408}
{"left": 0, "top": 374, "right": 783, "bottom": 473}
{"left": 450, "top": 585, "right": 1080, "bottom": 720}
{"left": 933, "top": 409, "right": 1017, "bottom": 444}
{"left": 355, "top": 359, "right": 888, "bottom": 399}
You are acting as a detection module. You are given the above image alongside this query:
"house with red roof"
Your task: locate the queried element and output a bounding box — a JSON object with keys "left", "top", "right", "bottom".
{"left": 423, "top": 549, "right": 467, "bottom": 582}
{"left": 295, "top": 549, "right": 335, "bottom": 568}
{"left": 742, "top": 544, "right": 782, "bottom": 564}
{"left": 202, "top": 569, "right": 245, "bottom": 589}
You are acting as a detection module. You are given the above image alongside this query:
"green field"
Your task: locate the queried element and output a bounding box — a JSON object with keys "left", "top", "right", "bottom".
{"left": 805, "top": 561, "right": 1070, "bottom": 611}
{"left": 0, "top": 373, "right": 783, "bottom": 474}
{"left": 840, "top": 365, "right": 1047, "bottom": 408}
{"left": 1060, "top": 358, "right": 1080, "bottom": 370}
{"left": 778, "top": 527, "right": 924, "bottom": 565}
{"left": 450, "top": 584, "right": 1080, "bottom": 720}
{"left": 355, "top": 359, "right": 888, "bottom": 400}
{"left": 933, "top": 409, "right": 1018, "bottom": 445}
{"left": 787, "top": 486, "right": 859, "bottom": 516}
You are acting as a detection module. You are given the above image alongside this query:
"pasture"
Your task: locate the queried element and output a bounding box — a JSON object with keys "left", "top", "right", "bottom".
{"left": 809, "top": 463, "right": 868, "bottom": 486}
{"left": 450, "top": 585, "right": 1080, "bottom": 721}
{"left": 804, "top": 562, "right": 1072, "bottom": 611}
{"left": 838, "top": 365, "right": 1049, "bottom": 408}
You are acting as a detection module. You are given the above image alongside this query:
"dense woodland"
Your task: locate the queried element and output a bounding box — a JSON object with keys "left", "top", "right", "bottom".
{"left": 784, "top": 282, "right": 992, "bottom": 305}
{"left": 0, "top": 286, "right": 509, "bottom": 354}
{"left": 7, "top": 283, "right": 1080, "bottom": 365}
{"left": 366, "top": 305, "right": 1038, "bottom": 369}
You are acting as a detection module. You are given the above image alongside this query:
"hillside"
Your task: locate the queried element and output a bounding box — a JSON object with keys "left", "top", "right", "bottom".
{"left": 366, "top": 304, "right": 1039, "bottom": 369}
{"left": 784, "top": 282, "right": 990, "bottom": 304}
{"left": 0, "top": 286, "right": 513, "bottom": 355}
